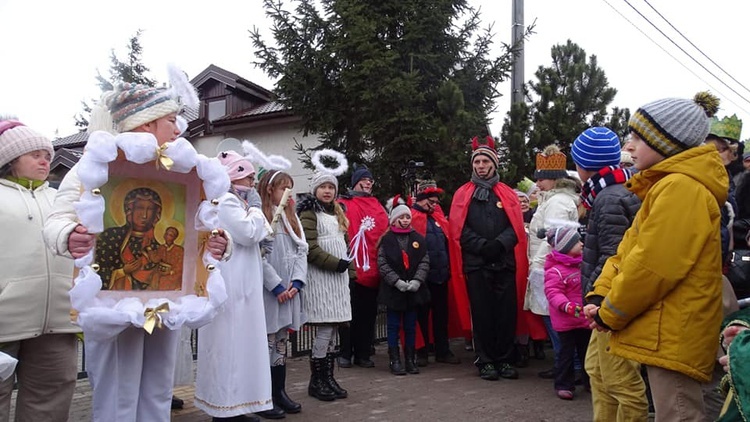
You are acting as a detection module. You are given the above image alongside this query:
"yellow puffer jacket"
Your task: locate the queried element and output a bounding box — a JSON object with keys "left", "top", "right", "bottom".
{"left": 589, "top": 144, "right": 728, "bottom": 382}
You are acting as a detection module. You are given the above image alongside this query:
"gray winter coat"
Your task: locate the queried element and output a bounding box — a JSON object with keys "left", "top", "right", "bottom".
{"left": 581, "top": 184, "right": 641, "bottom": 301}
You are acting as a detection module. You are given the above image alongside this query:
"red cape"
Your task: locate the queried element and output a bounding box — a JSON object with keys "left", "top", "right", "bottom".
{"left": 338, "top": 195, "right": 389, "bottom": 288}
{"left": 411, "top": 205, "right": 473, "bottom": 344}
{"left": 448, "top": 181, "right": 546, "bottom": 340}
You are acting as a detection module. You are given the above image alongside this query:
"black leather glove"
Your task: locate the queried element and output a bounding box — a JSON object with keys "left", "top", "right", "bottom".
{"left": 481, "top": 239, "right": 504, "bottom": 260}
{"left": 336, "top": 259, "right": 351, "bottom": 273}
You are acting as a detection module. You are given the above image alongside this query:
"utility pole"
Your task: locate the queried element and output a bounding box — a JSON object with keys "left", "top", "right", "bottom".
{"left": 511, "top": 0, "right": 524, "bottom": 107}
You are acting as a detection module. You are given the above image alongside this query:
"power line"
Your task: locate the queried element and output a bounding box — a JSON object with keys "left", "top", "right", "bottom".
{"left": 641, "top": 0, "right": 750, "bottom": 96}
{"left": 600, "top": 0, "right": 750, "bottom": 115}
{"left": 620, "top": 0, "right": 750, "bottom": 108}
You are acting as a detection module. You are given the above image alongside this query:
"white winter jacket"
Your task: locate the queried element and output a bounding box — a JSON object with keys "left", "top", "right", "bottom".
{"left": 0, "top": 178, "right": 78, "bottom": 342}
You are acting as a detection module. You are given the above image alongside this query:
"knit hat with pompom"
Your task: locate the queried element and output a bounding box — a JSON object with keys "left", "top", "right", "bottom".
{"left": 628, "top": 91, "right": 719, "bottom": 158}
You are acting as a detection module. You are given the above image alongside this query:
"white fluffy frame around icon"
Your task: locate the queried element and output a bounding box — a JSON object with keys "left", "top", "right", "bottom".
{"left": 69, "top": 130, "right": 231, "bottom": 341}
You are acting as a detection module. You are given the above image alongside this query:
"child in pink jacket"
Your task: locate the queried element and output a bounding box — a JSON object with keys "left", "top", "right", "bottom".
{"left": 542, "top": 224, "right": 590, "bottom": 400}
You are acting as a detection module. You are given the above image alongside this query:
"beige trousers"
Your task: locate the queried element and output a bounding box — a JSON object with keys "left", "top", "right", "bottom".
{"left": 0, "top": 334, "right": 78, "bottom": 422}
{"left": 646, "top": 365, "right": 705, "bottom": 422}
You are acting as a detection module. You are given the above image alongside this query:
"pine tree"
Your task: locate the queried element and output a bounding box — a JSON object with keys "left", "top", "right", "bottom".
{"left": 74, "top": 30, "right": 155, "bottom": 131}
{"left": 526, "top": 40, "right": 622, "bottom": 166}
{"left": 500, "top": 40, "right": 628, "bottom": 177}
{"left": 251, "top": 0, "right": 529, "bottom": 197}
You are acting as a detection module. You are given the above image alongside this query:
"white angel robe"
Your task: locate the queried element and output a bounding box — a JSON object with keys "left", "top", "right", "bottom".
{"left": 195, "top": 194, "right": 273, "bottom": 417}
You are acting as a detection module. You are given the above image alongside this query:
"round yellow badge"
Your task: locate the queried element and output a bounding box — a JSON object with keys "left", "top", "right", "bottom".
{"left": 412, "top": 242, "right": 420, "bottom": 249}
{"left": 496, "top": 201, "right": 503, "bottom": 208}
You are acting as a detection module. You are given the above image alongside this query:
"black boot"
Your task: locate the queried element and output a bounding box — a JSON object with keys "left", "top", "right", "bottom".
{"left": 325, "top": 353, "right": 348, "bottom": 399}
{"left": 515, "top": 343, "right": 530, "bottom": 368}
{"left": 388, "top": 346, "right": 406, "bottom": 375}
{"left": 308, "top": 357, "right": 336, "bottom": 401}
{"left": 256, "top": 404, "right": 286, "bottom": 420}
{"left": 532, "top": 340, "right": 546, "bottom": 360}
{"left": 271, "top": 365, "right": 301, "bottom": 413}
{"left": 415, "top": 347, "right": 429, "bottom": 367}
{"left": 404, "top": 347, "right": 419, "bottom": 374}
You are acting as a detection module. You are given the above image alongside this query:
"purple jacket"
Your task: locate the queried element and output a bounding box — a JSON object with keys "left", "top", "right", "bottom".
{"left": 544, "top": 250, "right": 590, "bottom": 332}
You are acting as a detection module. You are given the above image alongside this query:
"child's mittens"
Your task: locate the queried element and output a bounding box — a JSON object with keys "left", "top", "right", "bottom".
{"left": 564, "top": 302, "right": 583, "bottom": 318}
{"left": 395, "top": 279, "right": 411, "bottom": 292}
{"left": 247, "top": 189, "right": 262, "bottom": 209}
{"left": 336, "top": 259, "right": 351, "bottom": 273}
{"left": 406, "top": 280, "right": 421, "bottom": 292}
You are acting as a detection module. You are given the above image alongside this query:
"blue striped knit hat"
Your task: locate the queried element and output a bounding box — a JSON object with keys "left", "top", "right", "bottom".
{"left": 571, "top": 127, "right": 621, "bottom": 170}
{"left": 103, "top": 83, "right": 180, "bottom": 132}
{"left": 628, "top": 92, "right": 719, "bottom": 158}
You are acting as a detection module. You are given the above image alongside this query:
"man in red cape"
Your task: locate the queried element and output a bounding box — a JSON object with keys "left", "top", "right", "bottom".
{"left": 449, "top": 136, "right": 544, "bottom": 381}
{"left": 410, "top": 181, "right": 472, "bottom": 366}
{"left": 338, "top": 164, "right": 389, "bottom": 368}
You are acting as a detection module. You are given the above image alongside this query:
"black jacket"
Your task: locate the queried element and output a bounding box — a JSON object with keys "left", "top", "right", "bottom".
{"left": 460, "top": 192, "right": 517, "bottom": 273}
{"left": 581, "top": 184, "right": 641, "bottom": 302}
{"left": 377, "top": 230, "right": 430, "bottom": 311}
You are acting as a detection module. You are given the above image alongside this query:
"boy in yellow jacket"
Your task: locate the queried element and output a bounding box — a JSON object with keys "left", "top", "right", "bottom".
{"left": 585, "top": 92, "right": 728, "bottom": 421}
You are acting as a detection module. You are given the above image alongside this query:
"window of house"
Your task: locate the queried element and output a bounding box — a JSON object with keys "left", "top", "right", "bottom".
{"left": 207, "top": 99, "right": 226, "bottom": 122}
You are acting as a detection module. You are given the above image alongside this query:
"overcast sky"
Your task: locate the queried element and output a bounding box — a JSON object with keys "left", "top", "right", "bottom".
{"left": 2, "top": 0, "right": 749, "bottom": 143}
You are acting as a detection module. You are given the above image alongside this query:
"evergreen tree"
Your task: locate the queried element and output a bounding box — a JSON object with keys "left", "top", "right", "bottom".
{"left": 526, "top": 40, "right": 622, "bottom": 166}
{"left": 251, "top": 0, "right": 529, "bottom": 197}
{"left": 500, "top": 40, "right": 628, "bottom": 176}
{"left": 75, "top": 30, "right": 155, "bottom": 131}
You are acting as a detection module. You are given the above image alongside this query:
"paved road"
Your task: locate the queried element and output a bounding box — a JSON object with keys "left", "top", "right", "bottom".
{"left": 13, "top": 340, "right": 594, "bottom": 421}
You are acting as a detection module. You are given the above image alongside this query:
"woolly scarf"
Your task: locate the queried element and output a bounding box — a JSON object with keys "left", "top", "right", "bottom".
{"left": 471, "top": 172, "right": 500, "bottom": 201}
{"left": 580, "top": 166, "right": 632, "bottom": 210}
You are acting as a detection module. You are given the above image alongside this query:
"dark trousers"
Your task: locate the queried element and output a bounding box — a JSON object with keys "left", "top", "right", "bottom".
{"left": 555, "top": 328, "right": 591, "bottom": 391}
{"left": 465, "top": 269, "right": 516, "bottom": 365}
{"left": 386, "top": 309, "right": 417, "bottom": 348}
{"left": 338, "top": 282, "right": 379, "bottom": 360}
{"left": 417, "top": 282, "right": 450, "bottom": 356}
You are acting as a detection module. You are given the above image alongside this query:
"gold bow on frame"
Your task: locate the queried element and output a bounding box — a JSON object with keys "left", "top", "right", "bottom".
{"left": 155, "top": 144, "right": 174, "bottom": 171}
{"left": 143, "top": 302, "right": 170, "bottom": 334}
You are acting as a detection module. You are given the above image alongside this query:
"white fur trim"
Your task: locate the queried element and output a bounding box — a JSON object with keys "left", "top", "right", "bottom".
{"left": 167, "top": 63, "right": 200, "bottom": 109}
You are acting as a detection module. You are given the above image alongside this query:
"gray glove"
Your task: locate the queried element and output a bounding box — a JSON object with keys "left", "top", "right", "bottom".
{"left": 259, "top": 238, "right": 274, "bottom": 257}
{"left": 395, "top": 279, "right": 410, "bottom": 292}
{"left": 247, "top": 188, "right": 262, "bottom": 209}
{"left": 406, "top": 279, "right": 421, "bottom": 292}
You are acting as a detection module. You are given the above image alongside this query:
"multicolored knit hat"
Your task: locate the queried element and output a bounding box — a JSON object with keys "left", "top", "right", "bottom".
{"left": 545, "top": 225, "right": 581, "bottom": 254}
{"left": 415, "top": 179, "right": 444, "bottom": 201}
{"left": 0, "top": 121, "right": 54, "bottom": 168}
{"left": 470, "top": 136, "right": 499, "bottom": 169}
{"left": 534, "top": 144, "right": 568, "bottom": 180}
{"left": 103, "top": 83, "right": 180, "bottom": 133}
{"left": 88, "top": 64, "right": 199, "bottom": 134}
{"left": 217, "top": 150, "right": 255, "bottom": 181}
{"left": 628, "top": 91, "right": 719, "bottom": 158}
{"left": 571, "top": 127, "right": 621, "bottom": 171}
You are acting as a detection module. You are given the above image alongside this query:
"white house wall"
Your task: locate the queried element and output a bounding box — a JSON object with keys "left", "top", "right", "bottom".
{"left": 191, "top": 123, "right": 324, "bottom": 197}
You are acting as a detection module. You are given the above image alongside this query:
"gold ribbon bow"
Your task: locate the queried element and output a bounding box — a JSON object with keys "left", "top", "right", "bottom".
{"left": 143, "top": 302, "right": 170, "bottom": 334}
{"left": 155, "top": 144, "right": 174, "bottom": 171}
